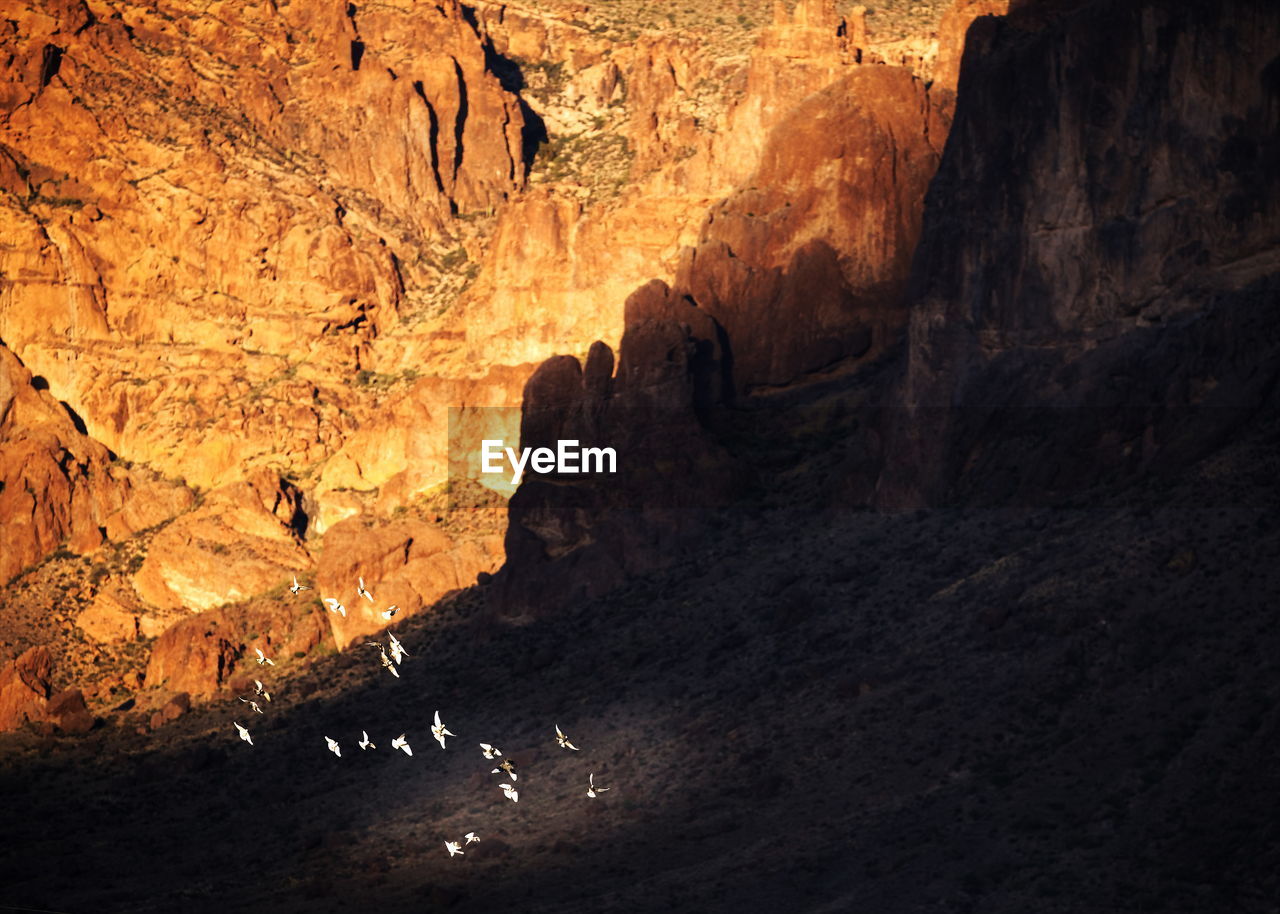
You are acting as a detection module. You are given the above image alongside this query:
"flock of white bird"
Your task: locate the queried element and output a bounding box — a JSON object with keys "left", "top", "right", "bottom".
{"left": 231, "top": 574, "right": 612, "bottom": 858}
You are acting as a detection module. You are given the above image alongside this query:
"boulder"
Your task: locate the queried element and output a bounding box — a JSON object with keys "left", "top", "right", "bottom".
{"left": 0, "top": 646, "right": 53, "bottom": 731}
{"left": 46, "top": 688, "right": 94, "bottom": 734}
{"left": 144, "top": 615, "right": 239, "bottom": 698}
{"left": 77, "top": 589, "right": 139, "bottom": 643}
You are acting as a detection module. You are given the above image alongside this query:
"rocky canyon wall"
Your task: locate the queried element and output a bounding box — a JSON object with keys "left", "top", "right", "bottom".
{"left": 495, "top": 0, "right": 1280, "bottom": 612}
{"left": 0, "top": 0, "right": 1015, "bottom": 725}
{"left": 877, "top": 0, "right": 1280, "bottom": 507}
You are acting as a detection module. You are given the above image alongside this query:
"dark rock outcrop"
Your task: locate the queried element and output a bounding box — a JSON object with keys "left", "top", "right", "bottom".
{"left": 45, "top": 687, "right": 94, "bottom": 734}
{"left": 493, "top": 281, "right": 744, "bottom": 616}
{"left": 877, "top": 0, "right": 1280, "bottom": 507}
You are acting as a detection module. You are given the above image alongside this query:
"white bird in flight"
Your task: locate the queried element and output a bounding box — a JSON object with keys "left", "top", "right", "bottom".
{"left": 587, "top": 773, "right": 611, "bottom": 798}
{"left": 391, "top": 734, "right": 412, "bottom": 756}
{"left": 479, "top": 743, "right": 502, "bottom": 759}
{"left": 464, "top": 832, "right": 480, "bottom": 845}
{"left": 234, "top": 721, "right": 253, "bottom": 746}
{"left": 253, "top": 679, "right": 271, "bottom": 702}
{"left": 388, "top": 633, "right": 408, "bottom": 665}
{"left": 432, "top": 711, "right": 455, "bottom": 749}
{"left": 254, "top": 647, "right": 275, "bottom": 666}
{"left": 492, "top": 758, "right": 517, "bottom": 781}
{"left": 323, "top": 597, "right": 347, "bottom": 618}
{"left": 499, "top": 782, "right": 519, "bottom": 803}
{"left": 376, "top": 646, "right": 400, "bottom": 678}
{"left": 445, "top": 840, "right": 464, "bottom": 857}
{"left": 357, "top": 577, "right": 373, "bottom": 602}
{"left": 380, "top": 605, "right": 399, "bottom": 620}
{"left": 325, "top": 736, "right": 342, "bottom": 758}
{"left": 555, "top": 725, "right": 579, "bottom": 751}
{"left": 289, "top": 575, "right": 310, "bottom": 594}
{"left": 359, "top": 730, "right": 375, "bottom": 750}
{"left": 239, "top": 697, "right": 264, "bottom": 715}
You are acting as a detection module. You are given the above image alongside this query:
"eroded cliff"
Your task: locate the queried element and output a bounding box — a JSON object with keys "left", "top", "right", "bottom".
{"left": 1, "top": 0, "right": 990, "bottom": 726}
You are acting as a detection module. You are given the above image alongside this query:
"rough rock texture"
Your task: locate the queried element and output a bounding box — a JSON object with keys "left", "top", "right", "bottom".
{"left": 0, "top": 0, "right": 1002, "bottom": 715}
{"left": 877, "top": 0, "right": 1280, "bottom": 508}
{"left": 677, "top": 65, "right": 944, "bottom": 392}
{"left": 0, "top": 343, "right": 124, "bottom": 583}
{"left": 76, "top": 588, "right": 139, "bottom": 643}
{"left": 102, "top": 470, "right": 196, "bottom": 541}
{"left": 45, "top": 686, "right": 94, "bottom": 734}
{"left": 495, "top": 0, "right": 1280, "bottom": 609}
{"left": 315, "top": 516, "right": 504, "bottom": 647}
{"left": 143, "top": 598, "right": 330, "bottom": 697}
{"left": 133, "top": 470, "right": 312, "bottom": 611}
{"left": 453, "top": 0, "right": 913, "bottom": 371}
{"left": 0, "top": 645, "right": 52, "bottom": 730}
{"left": 312, "top": 365, "right": 531, "bottom": 532}
{"left": 491, "top": 50, "right": 953, "bottom": 611}
{"left": 0, "top": 0, "right": 528, "bottom": 491}
{"left": 495, "top": 281, "right": 744, "bottom": 616}
{"left": 932, "top": 0, "right": 1012, "bottom": 93}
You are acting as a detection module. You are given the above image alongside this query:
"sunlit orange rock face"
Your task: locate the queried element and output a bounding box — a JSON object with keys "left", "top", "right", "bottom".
{"left": 143, "top": 598, "right": 331, "bottom": 697}
{"left": 314, "top": 517, "right": 504, "bottom": 648}
{"left": 0, "top": 0, "right": 527, "bottom": 492}
{"left": 0, "top": 0, "right": 1005, "bottom": 720}
{"left": 0, "top": 646, "right": 52, "bottom": 731}
{"left": 458, "top": 0, "right": 929, "bottom": 370}
{"left": 0, "top": 342, "right": 122, "bottom": 583}
{"left": 132, "top": 470, "right": 311, "bottom": 612}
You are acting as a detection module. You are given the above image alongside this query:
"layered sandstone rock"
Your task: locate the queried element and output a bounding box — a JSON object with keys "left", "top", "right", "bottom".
{"left": 0, "top": 0, "right": 1007, "bottom": 714}
{"left": 103, "top": 469, "right": 196, "bottom": 542}
{"left": 133, "top": 470, "right": 312, "bottom": 611}
{"left": 0, "top": 0, "right": 529, "bottom": 492}
{"left": 451, "top": 0, "right": 902, "bottom": 372}
{"left": 312, "top": 365, "right": 531, "bottom": 532}
{"left": 491, "top": 9, "right": 968, "bottom": 612}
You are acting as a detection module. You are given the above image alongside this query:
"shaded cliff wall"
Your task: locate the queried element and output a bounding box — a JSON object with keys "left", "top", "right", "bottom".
{"left": 877, "top": 0, "right": 1280, "bottom": 507}
{"left": 496, "top": 0, "right": 1280, "bottom": 612}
